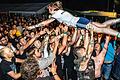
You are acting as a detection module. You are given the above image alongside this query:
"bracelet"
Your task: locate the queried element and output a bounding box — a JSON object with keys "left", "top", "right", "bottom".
{"left": 64, "top": 32, "right": 68, "bottom": 35}
{"left": 53, "top": 73, "right": 57, "bottom": 76}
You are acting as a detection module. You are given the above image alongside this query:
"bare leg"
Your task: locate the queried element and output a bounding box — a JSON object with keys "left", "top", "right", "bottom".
{"left": 91, "top": 18, "right": 120, "bottom": 28}
{"left": 90, "top": 24, "right": 120, "bottom": 38}
{"left": 103, "top": 18, "right": 120, "bottom": 25}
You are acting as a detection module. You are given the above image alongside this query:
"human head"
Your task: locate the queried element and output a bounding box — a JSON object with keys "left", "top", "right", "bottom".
{"left": 74, "top": 46, "right": 86, "bottom": 58}
{"left": 20, "top": 57, "right": 40, "bottom": 80}
{"left": 20, "top": 38, "right": 26, "bottom": 46}
{"left": 48, "top": 1, "right": 63, "bottom": 14}
{"left": 94, "top": 43, "right": 101, "bottom": 51}
{"left": 34, "top": 48, "right": 42, "bottom": 58}
{"left": 0, "top": 47, "right": 14, "bottom": 59}
{"left": 0, "top": 36, "right": 8, "bottom": 46}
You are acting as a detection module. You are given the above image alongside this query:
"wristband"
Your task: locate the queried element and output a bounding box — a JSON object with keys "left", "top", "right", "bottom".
{"left": 64, "top": 32, "right": 68, "bottom": 35}
{"left": 53, "top": 73, "right": 57, "bottom": 76}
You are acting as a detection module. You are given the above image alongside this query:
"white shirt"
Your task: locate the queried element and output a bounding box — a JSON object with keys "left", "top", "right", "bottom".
{"left": 51, "top": 10, "right": 79, "bottom": 27}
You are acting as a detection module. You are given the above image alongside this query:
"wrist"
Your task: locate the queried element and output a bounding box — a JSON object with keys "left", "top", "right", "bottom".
{"left": 52, "top": 73, "right": 57, "bottom": 76}
{"left": 64, "top": 32, "right": 68, "bottom": 35}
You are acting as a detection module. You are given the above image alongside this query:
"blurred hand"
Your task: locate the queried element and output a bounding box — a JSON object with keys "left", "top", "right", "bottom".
{"left": 49, "top": 62, "right": 57, "bottom": 74}
{"left": 81, "top": 29, "right": 85, "bottom": 35}
{"left": 106, "top": 35, "right": 111, "bottom": 41}
{"left": 54, "top": 37, "right": 59, "bottom": 46}
{"left": 63, "top": 25, "right": 68, "bottom": 32}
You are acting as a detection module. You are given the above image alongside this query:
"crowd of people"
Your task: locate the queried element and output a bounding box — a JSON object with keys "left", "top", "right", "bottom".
{"left": 0, "top": 1, "right": 120, "bottom": 80}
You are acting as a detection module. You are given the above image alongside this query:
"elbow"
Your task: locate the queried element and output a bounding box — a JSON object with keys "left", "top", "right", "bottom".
{"left": 14, "top": 77, "right": 19, "bottom": 80}
{"left": 13, "top": 73, "right": 21, "bottom": 79}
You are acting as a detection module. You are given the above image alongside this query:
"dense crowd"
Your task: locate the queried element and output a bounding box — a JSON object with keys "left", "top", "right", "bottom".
{"left": 0, "top": 1, "right": 120, "bottom": 80}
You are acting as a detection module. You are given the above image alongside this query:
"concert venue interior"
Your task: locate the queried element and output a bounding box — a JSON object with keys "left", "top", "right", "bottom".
{"left": 0, "top": 0, "right": 120, "bottom": 80}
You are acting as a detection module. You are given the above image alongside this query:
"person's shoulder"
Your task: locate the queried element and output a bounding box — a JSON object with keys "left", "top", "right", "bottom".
{"left": 55, "top": 9, "right": 65, "bottom": 13}
{"left": 58, "top": 9, "right": 64, "bottom": 11}
{"left": 0, "top": 60, "right": 11, "bottom": 68}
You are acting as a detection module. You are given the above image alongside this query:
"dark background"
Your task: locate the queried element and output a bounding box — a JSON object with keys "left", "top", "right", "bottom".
{"left": 0, "top": 0, "right": 120, "bottom": 13}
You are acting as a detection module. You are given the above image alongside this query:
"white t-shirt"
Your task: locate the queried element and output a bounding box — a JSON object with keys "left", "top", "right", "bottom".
{"left": 51, "top": 10, "right": 79, "bottom": 27}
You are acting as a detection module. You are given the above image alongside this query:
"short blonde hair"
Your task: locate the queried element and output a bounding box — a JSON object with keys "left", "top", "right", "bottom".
{"left": 48, "top": 1, "right": 63, "bottom": 10}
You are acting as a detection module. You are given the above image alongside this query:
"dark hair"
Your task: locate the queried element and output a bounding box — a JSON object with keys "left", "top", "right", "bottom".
{"left": 20, "top": 57, "right": 39, "bottom": 80}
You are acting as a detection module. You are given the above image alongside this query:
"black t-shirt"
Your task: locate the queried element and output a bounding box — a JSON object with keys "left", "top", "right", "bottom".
{"left": 0, "top": 59, "right": 16, "bottom": 80}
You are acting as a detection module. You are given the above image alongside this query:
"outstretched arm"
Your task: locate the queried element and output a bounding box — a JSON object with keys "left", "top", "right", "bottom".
{"left": 69, "top": 28, "right": 78, "bottom": 45}
{"left": 100, "top": 35, "right": 110, "bottom": 58}
{"left": 79, "top": 30, "right": 94, "bottom": 71}
{"left": 58, "top": 26, "right": 68, "bottom": 54}
{"left": 28, "top": 18, "right": 55, "bottom": 30}
{"left": 84, "top": 30, "right": 89, "bottom": 51}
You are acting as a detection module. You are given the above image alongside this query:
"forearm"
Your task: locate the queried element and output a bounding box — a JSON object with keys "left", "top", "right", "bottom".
{"left": 84, "top": 30, "right": 89, "bottom": 49}
{"left": 52, "top": 73, "right": 61, "bottom": 80}
{"left": 71, "top": 28, "right": 78, "bottom": 45}
{"left": 23, "top": 35, "right": 37, "bottom": 49}
{"left": 58, "top": 33, "right": 68, "bottom": 54}
{"left": 104, "top": 38, "right": 109, "bottom": 50}
{"left": 14, "top": 73, "right": 21, "bottom": 79}
{"left": 28, "top": 18, "right": 55, "bottom": 29}
{"left": 8, "top": 72, "right": 21, "bottom": 80}
{"left": 90, "top": 30, "right": 94, "bottom": 46}
{"left": 53, "top": 42, "right": 59, "bottom": 55}
{"left": 88, "top": 30, "right": 94, "bottom": 54}
{"left": 75, "top": 35, "right": 82, "bottom": 47}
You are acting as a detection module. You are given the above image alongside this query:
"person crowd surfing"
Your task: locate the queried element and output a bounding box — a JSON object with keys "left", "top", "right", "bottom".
{"left": 28, "top": 1, "right": 120, "bottom": 38}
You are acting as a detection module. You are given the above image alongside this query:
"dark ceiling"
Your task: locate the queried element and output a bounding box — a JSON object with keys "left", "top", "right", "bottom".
{"left": 0, "top": 0, "right": 119, "bottom": 13}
